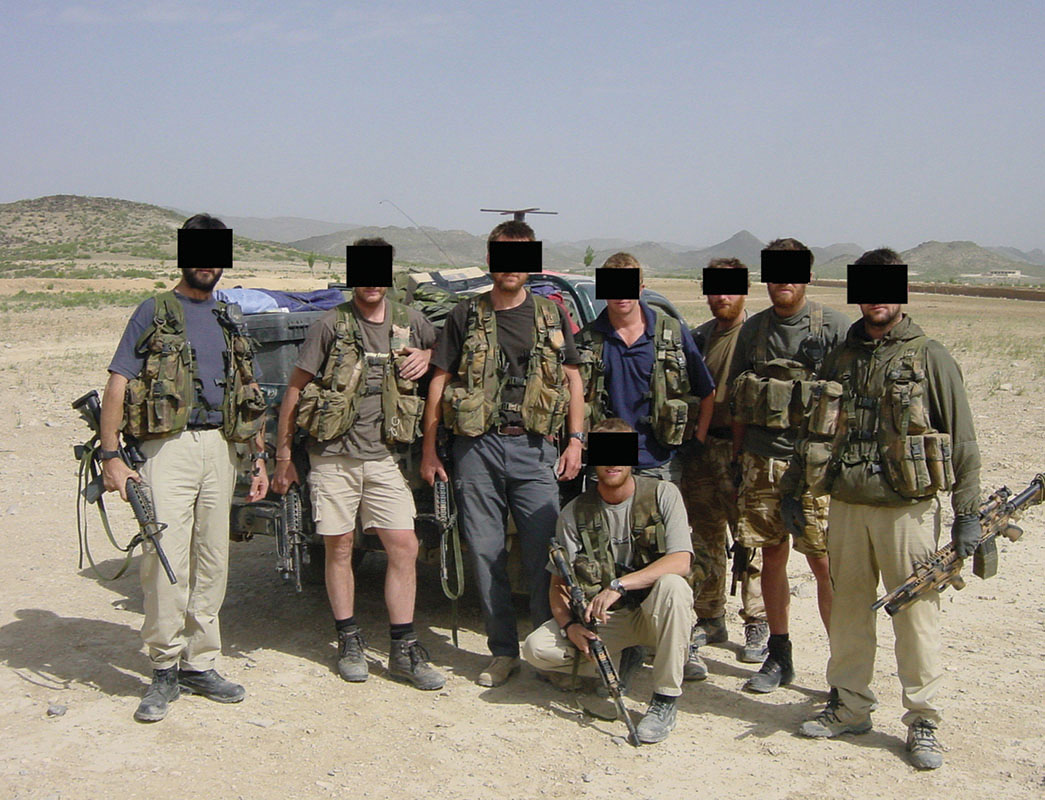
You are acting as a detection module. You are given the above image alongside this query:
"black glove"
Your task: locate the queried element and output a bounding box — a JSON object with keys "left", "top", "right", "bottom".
{"left": 950, "top": 513, "right": 981, "bottom": 559}
{"left": 677, "top": 436, "right": 706, "bottom": 460}
{"left": 781, "top": 495, "right": 807, "bottom": 539}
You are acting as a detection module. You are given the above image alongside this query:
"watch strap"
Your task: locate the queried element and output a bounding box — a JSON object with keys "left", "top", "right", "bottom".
{"left": 97, "top": 449, "right": 122, "bottom": 462}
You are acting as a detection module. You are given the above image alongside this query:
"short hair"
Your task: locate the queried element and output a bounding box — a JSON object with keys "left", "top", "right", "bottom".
{"left": 592, "top": 417, "right": 634, "bottom": 434}
{"left": 706, "top": 257, "right": 747, "bottom": 270}
{"left": 181, "top": 213, "right": 226, "bottom": 230}
{"left": 601, "top": 251, "right": 644, "bottom": 285}
{"left": 353, "top": 236, "right": 395, "bottom": 258}
{"left": 488, "top": 220, "right": 535, "bottom": 242}
{"left": 765, "top": 237, "right": 809, "bottom": 252}
{"left": 853, "top": 247, "right": 903, "bottom": 266}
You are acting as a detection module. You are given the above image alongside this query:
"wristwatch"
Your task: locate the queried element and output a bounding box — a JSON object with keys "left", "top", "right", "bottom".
{"left": 97, "top": 449, "right": 122, "bottom": 462}
{"left": 609, "top": 578, "right": 627, "bottom": 596}
{"left": 560, "top": 620, "right": 578, "bottom": 638}
{"left": 567, "top": 432, "right": 586, "bottom": 445}
{"left": 250, "top": 451, "right": 270, "bottom": 463}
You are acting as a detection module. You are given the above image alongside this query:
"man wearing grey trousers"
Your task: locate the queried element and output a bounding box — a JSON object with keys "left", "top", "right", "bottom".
{"left": 421, "top": 219, "right": 585, "bottom": 687}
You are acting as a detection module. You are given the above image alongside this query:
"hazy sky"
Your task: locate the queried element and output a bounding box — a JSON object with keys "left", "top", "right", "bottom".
{"left": 2, "top": 1, "right": 1042, "bottom": 250}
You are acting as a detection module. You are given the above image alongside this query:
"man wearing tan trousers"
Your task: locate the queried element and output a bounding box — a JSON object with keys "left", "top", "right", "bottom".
{"left": 101, "top": 214, "right": 268, "bottom": 722}
{"left": 782, "top": 248, "right": 981, "bottom": 769}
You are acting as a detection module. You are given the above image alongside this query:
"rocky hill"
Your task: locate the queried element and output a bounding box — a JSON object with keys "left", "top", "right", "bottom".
{"left": 815, "top": 240, "right": 1045, "bottom": 283}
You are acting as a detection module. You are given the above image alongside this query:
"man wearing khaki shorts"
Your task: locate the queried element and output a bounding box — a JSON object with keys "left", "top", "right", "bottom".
{"left": 273, "top": 238, "right": 444, "bottom": 690}
{"left": 727, "top": 238, "right": 849, "bottom": 693}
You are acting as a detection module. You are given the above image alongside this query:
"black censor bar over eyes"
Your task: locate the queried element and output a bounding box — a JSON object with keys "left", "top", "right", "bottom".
{"left": 702, "top": 267, "right": 749, "bottom": 296}
{"left": 847, "top": 264, "right": 909, "bottom": 304}
{"left": 346, "top": 244, "right": 394, "bottom": 287}
{"left": 596, "top": 268, "right": 641, "bottom": 299}
{"left": 760, "top": 249, "right": 811, "bottom": 284}
{"left": 178, "top": 229, "right": 232, "bottom": 270}
{"left": 587, "top": 431, "right": 639, "bottom": 467}
{"left": 488, "top": 240, "right": 543, "bottom": 273}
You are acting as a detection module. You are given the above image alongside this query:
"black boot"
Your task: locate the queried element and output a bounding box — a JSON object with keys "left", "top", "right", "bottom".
{"left": 134, "top": 666, "right": 180, "bottom": 722}
{"left": 743, "top": 636, "right": 794, "bottom": 693}
{"left": 177, "top": 668, "right": 246, "bottom": 703}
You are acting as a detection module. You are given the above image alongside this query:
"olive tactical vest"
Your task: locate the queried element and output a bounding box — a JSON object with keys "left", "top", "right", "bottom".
{"left": 797, "top": 335, "right": 955, "bottom": 502}
{"left": 730, "top": 302, "right": 826, "bottom": 431}
{"left": 570, "top": 476, "right": 668, "bottom": 600}
{"left": 122, "top": 291, "right": 266, "bottom": 443}
{"left": 577, "top": 308, "right": 694, "bottom": 447}
{"left": 441, "top": 292, "right": 569, "bottom": 437}
{"left": 296, "top": 300, "right": 424, "bottom": 445}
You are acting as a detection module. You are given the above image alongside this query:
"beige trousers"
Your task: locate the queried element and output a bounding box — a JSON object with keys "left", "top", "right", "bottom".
{"left": 139, "top": 429, "right": 237, "bottom": 670}
{"left": 826, "top": 498, "right": 943, "bottom": 726}
{"left": 521, "top": 573, "right": 695, "bottom": 697}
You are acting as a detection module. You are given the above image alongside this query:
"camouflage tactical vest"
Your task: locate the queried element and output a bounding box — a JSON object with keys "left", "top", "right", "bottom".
{"left": 731, "top": 301, "right": 826, "bottom": 431}
{"left": 577, "top": 308, "right": 694, "bottom": 447}
{"left": 797, "top": 335, "right": 955, "bottom": 501}
{"left": 122, "top": 291, "right": 266, "bottom": 443}
{"left": 570, "top": 475, "right": 668, "bottom": 601}
{"left": 296, "top": 300, "right": 423, "bottom": 445}
{"left": 441, "top": 291, "right": 569, "bottom": 437}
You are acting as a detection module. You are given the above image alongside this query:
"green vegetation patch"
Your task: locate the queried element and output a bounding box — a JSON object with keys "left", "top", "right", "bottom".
{"left": 0, "top": 289, "right": 153, "bottom": 312}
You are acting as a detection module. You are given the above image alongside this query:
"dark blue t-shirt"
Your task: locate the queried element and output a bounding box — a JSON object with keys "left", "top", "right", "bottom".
{"left": 108, "top": 292, "right": 228, "bottom": 427}
{"left": 591, "top": 303, "right": 715, "bottom": 468}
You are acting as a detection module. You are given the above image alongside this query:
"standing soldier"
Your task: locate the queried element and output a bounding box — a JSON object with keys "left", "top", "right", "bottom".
{"left": 272, "top": 238, "right": 445, "bottom": 690}
{"left": 728, "top": 238, "right": 849, "bottom": 693}
{"left": 787, "top": 249, "right": 981, "bottom": 770}
{"left": 679, "top": 258, "right": 767, "bottom": 682}
{"left": 101, "top": 214, "right": 269, "bottom": 722}
{"left": 421, "top": 221, "right": 585, "bottom": 688}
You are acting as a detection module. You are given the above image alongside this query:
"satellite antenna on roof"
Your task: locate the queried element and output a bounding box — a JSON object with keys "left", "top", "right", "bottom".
{"left": 480, "top": 207, "right": 558, "bottom": 223}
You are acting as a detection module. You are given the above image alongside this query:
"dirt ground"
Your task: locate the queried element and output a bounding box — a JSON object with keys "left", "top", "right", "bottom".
{"left": 1, "top": 277, "right": 1043, "bottom": 800}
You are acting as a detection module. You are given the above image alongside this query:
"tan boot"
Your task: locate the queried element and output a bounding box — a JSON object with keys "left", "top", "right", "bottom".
{"left": 477, "top": 656, "right": 519, "bottom": 687}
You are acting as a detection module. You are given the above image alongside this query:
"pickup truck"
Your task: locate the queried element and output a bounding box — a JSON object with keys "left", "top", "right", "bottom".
{"left": 229, "top": 269, "right": 689, "bottom": 591}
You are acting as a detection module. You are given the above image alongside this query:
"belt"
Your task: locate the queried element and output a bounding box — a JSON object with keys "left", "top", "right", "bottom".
{"left": 708, "top": 426, "right": 732, "bottom": 440}
{"left": 187, "top": 424, "right": 221, "bottom": 431}
{"left": 495, "top": 424, "right": 527, "bottom": 436}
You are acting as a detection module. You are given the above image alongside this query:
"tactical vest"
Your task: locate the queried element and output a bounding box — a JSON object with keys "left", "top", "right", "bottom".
{"left": 122, "top": 292, "right": 266, "bottom": 443}
{"left": 296, "top": 300, "right": 423, "bottom": 445}
{"left": 730, "top": 302, "right": 826, "bottom": 431}
{"left": 577, "top": 308, "right": 694, "bottom": 447}
{"left": 441, "top": 292, "right": 569, "bottom": 437}
{"left": 798, "top": 335, "right": 955, "bottom": 501}
{"left": 570, "top": 476, "right": 667, "bottom": 601}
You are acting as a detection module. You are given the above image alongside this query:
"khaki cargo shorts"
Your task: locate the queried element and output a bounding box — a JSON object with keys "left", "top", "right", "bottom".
{"left": 308, "top": 453, "right": 416, "bottom": 535}
{"left": 737, "top": 451, "right": 828, "bottom": 557}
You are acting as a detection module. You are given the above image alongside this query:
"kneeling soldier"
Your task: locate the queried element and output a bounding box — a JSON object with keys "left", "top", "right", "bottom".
{"left": 273, "top": 238, "right": 444, "bottom": 690}
{"left": 522, "top": 419, "right": 702, "bottom": 744}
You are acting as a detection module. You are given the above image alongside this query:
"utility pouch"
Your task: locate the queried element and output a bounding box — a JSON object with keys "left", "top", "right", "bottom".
{"left": 521, "top": 364, "right": 569, "bottom": 437}
{"left": 224, "top": 382, "right": 267, "bottom": 443}
{"left": 654, "top": 398, "right": 688, "bottom": 446}
{"left": 442, "top": 385, "right": 489, "bottom": 438}
{"left": 922, "top": 433, "right": 955, "bottom": 493}
{"left": 789, "top": 380, "right": 815, "bottom": 428}
{"left": 383, "top": 390, "right": 424, "bottom": 445}
{"left": 730, "top": 371, "right": 763, "bottom": 425}
{"left": 296, "top": 383, "right": 352, "bottom": 442}
{"left": 799, "top": 438, "right": 836, "bottom": 497}
{"left": 147, "top": 378, "right": 183, "bottom": 435}
{"left": 122, "top": 378, "right": 149, "bottom": 439}
{"left": 887, "top": 381, "right": 930, "bottom": 436}
{"left": 881, "top": 434, "right": 934, "bottom": 499}
{"left": 807, "top": 380, "right": 844, "bottom": 436}
{"left": 764, "top": 378, "right": 794, "bottom": 430}
{"left": 573, "top": 554, "right": 603, "bottom": 600}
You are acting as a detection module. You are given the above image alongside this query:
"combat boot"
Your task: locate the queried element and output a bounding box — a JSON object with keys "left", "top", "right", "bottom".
{"left": 743, "top": 637, "right": 793, "bottom": 693}
{"left": 696, "top": 615, "right": 728, "bottom": 645}
{"left": 635, "top": 697, "right": 678, "bottom": 744}
{"left": 906, "top": 719, "right": 944, "bottom": 770}
{"left": 388, "top": 638, "right": 446, "bottom": 691}
{"left": 177, "top": 668, "right": 246, "bottom": 703}
{"left": 683, "top": 627, "right": 708, "bottom": 682}
{"left": 798, "top": 706, "right": 873, "bottom": 738}
{"left": 134, "top": 666, "right": 179, "bottom": 722}
{"left": 336, "top": 627, "right": 369, "bottom": 682}
{"left": 740, "top": 620, "right": 769, "bottom": 663}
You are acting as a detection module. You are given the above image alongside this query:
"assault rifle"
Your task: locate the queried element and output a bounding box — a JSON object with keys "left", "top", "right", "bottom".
{"left": 549, "top": 544, "right": 640, "bottom": 747}
{"left": 873, "top": 473, "right": 1045, "bottom": 616}
{"left": 729, "top": 541, "right": 750, "bottom": 596}
{"left": 72, "top": 390, "right": 176, "bottom": 585}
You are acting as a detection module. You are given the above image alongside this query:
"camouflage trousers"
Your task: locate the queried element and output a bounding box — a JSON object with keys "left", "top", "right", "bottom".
{"left": 680, "top": 437, "right": 765, "bottom": 623}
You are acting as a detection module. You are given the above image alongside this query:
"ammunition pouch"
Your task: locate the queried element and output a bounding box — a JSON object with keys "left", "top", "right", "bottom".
{"left": 796, "top": 437, "right": 837, "bottom": 497}
{"left": 653, "top": 398, "right": 689, "bottom": 447}
{"left": 297, "top": 383, "right": 354, "bottom": 442}
{"left": 382, "top": 359, "right": 424, "bottom": 444}
{"left": 442, "top": 385, "right": 492, "bottom": 438}
{"left": 880, "top": 432, "right": 954, "bottom": 499}
{"left": 806, "top": 380, "right": 843, "bottom": 436}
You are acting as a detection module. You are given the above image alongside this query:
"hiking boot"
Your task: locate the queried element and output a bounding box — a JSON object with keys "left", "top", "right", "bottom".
{"left": 743, "top": 639, "right": 793, "bottom": 693}
{"left": 477, "top": 656, "right": 519, "bottom": 687}
{"left": 683, "top": 628, "right": 708, "bottom": 682}
{"left": 336, "top": 628, "right": 369, "bottom": 682}
{"left": 134, "top": 666, "right": 179, "bottom": 722}
{"left": 697, "top": 616, "right": 728, "bottom": 645}
{"left": 906, "top": 719, "right": 944, "bottom": 770}
{"left": 635, "top": 697, "right": 678, "bottom": 743}
{"left": 798, "top": 707, "right": 873, "bottom": 738}
{"left": 827, "top": 686, "right": 879, "bottom": 712}
{"left": 177, "top": 668, "right": 245, "bottom": 703}
{"left": 388, "top": 638, "right": 445, "bottom": 691}
{"left": 740, "top": 621, "right": 769, "bottom": 663}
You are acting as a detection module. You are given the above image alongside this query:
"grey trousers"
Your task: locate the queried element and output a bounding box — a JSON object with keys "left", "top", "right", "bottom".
{"left": 452, "top": 430, "right": 559, "bottom": 657}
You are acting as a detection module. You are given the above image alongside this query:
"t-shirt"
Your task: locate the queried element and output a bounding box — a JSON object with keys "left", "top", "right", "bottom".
{"left": 295, "top": 299, "right": 437, "bottom": 460}
{"left": 589, "top": 303, "right": 716, "bottom": 468}
{"left": 108, "top": 292, "right": 227, "bottom": 427}
{"left": 692, "top": 313, "right": 746, "bottom": 430}
{"left": 551, "top": 480, "right": 694, "bottom": 573}
{"left": 431, "top": 291, "right": 580, "bottom": 427}
{"left": 727, "top": 300, "right": 849, "bottom": 458}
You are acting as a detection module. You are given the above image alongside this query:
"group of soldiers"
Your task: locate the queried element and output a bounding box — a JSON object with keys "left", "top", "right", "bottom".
{"left": 98, "top": 214, "right": 980, "bottom": 769}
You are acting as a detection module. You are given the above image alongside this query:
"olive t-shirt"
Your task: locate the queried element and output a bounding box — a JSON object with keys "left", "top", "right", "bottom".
{"left": 727, "top": 301, "right": 849, "bottom": 458}
{"left": 692, "top": 312, "right": 747, "bottom": 431}
{"left": 550, "top": 480, "right": 694, "bottom": 573}
{"left": 431, "top": 291, "right": 580, "bottom": 427}
{"left": 295, "top": 300, "right": 436, "bottom": 460}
